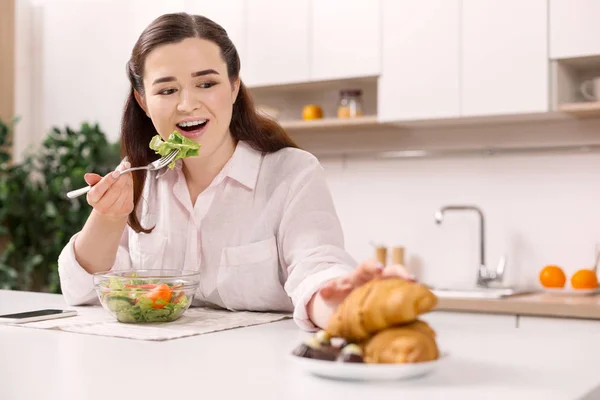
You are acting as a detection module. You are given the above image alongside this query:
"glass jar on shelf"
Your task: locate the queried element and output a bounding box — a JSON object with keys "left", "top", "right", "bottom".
{"left": 337, "top": 89, "right": 363, "bottom": 119}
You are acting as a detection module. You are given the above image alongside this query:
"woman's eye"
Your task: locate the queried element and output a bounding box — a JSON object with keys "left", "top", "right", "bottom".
{"left": 198, "top": 82, "right": 216, "bottom": 89}
{"left": 158, "top": 89, "right": 176, "bottom": 95}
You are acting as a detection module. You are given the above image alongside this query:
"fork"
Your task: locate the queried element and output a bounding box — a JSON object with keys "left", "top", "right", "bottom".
{"left": 66, "top": 149, "right": 179, "bottom": 199}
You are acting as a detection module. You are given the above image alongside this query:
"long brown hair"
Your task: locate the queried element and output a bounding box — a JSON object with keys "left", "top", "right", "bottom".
{"left": 121, "top": 13, "right": 299, "bottom": 233}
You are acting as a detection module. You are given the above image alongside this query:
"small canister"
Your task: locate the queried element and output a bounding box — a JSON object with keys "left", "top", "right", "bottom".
{"left": 337, "top": 89, "right": 363, "bottom": 118}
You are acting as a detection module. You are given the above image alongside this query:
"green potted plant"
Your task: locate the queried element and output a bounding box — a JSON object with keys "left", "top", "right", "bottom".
{"left": 0, "top": 118, "right": 120, "bottom": 292}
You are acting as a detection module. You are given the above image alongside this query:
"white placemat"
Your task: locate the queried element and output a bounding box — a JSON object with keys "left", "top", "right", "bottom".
{"left": 13, "top": 306, "right": 291, "bottom": 341}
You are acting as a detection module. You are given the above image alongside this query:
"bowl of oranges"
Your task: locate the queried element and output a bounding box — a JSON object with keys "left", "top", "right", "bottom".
{"left": 539, "top": 265, "right": 599, "bottom": 296}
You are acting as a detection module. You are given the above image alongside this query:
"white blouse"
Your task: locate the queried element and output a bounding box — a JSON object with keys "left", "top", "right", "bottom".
{"left": 57, "top": 140, "right": 357, "bottom": 330}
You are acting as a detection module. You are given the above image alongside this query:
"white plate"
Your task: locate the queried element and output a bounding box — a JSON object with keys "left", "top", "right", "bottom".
{"left": 287, "top": 352, "right": 448, "bottom": 381}
{"left": 542, "top": 287, "right": 600, "bottom": 296}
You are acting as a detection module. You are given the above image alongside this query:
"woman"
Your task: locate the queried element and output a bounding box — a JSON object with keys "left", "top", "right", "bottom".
{"left": 58, "top": 13, "right": 411, "bottom": 330}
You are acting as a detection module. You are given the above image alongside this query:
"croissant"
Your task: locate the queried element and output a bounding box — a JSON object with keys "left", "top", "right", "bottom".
{"left": 362, "top": 320, "right": 439, "bottom": 364}
{"left": 326, "top": 278, "right": 437, "bottom": 342}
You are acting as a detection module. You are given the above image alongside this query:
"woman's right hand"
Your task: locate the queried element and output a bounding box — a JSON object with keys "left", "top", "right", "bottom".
{"left": 84, "top": 161, "right": 134, "bottom": 220}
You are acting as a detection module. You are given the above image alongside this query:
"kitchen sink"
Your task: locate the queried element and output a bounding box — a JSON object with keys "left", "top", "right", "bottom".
{"left": 430, "top": 286, "right": 536, "bottom": 299}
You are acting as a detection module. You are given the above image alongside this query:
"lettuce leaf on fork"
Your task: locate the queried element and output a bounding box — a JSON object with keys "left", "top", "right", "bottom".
{"left": 149, "top": 130, "right": 201, "bottom": 169}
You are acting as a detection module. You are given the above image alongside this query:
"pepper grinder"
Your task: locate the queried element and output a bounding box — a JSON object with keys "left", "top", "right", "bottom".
{"left": 390, "top": 246, "right": 405, "bottom": 265}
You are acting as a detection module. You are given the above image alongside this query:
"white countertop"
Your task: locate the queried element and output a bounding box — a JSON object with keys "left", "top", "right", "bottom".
{"left": 1, "top": 289, "right": 599, "bottom": 400}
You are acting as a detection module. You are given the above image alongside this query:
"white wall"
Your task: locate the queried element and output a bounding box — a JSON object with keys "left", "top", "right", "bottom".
{"left": 14, "top": 0, "right": 181, "bottom": 155}
{"left": 13, "top": 0, "right": 36, "bottom": 162}
{"left": 319, "top": 140, "right": 600, "bottom": 289}
{"left": 297, "top": 117, "right": 600, "bottom": 293}
{"left": 303, "top": 115, "right": 600, "bottom": 289}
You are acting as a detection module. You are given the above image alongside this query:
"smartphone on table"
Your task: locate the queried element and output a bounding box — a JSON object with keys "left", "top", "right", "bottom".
{"left": 0, "top": 309, "right": 77, "bottom": 324}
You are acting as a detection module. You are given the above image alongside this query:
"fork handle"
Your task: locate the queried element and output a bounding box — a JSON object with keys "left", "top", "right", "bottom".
{"left": 66, "top": 185, "right": 91, "bottom": 199}
{"left": 65, "top": 167, "right": 148, "bottom": 199}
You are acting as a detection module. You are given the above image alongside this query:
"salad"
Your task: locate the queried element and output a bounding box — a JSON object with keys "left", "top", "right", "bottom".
{"left": 149, "top": 130, "right": 201, "bottom": 169}
{"left": 99, "top": 276, "right": 190, "bottom": 323}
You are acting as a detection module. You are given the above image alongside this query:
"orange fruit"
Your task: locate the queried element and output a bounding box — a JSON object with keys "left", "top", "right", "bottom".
{"left": 539, "top": 265, "right": 566, "bottom": 288}
{"left": 302, "top": 104, "right": 323, "bottom": 120}
{"left": 571, "top": 269, "right": 598, "bottom": 290}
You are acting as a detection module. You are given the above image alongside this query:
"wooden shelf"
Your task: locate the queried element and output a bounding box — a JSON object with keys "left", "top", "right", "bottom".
{"left": 278, "top": 111, "right": 594, "bottom": 135}
{"left": 248, "top": 75, "right": 378, "bottom": 94}
{"left": 279, "top": 115, "right": 384, "bottom": 132}
{"left": 555, "top": 54, "right": 600, "bottom": 70}
{"left": 557, "top": 102, "right": 600, "bottom": 118}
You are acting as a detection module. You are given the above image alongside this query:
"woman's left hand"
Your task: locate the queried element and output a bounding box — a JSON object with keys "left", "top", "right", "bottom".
{"left": 307, "top": 259, "right": 416, "bottom": 329}
{"left": 319, "top": 260, "right": 416, "bottom": 304}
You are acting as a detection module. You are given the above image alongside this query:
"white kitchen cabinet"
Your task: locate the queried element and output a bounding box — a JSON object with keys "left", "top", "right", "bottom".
{"left": 550, "top": 0, "right": 600, "bottom": 59}
{"left": 244, "top": 0, "right": 310, "bottom": 87}
{"left": 41, "top": 0, "right": 133, "bottom": 142}
{"left": 421, "top": 311, "right": 517, "bottom": 331}
{"left": 129, "top": 0, "right": 186, "bottom": 42}
{"left": 378, "top": 0, "right": 460, "bottom": 122}
{"left": 461, "top": 0, "right": 549, "bottom": 116}
{"left": 310, "top": 0, "right": 380, "bottom": 81}
{"left": 41, "top": 0, "right": 195, "bottom": 142}
{"left": 518, "top": 316, "right": 600, "bottom": 334}
{"left": 184, "top": 0, "right": 246, "bottom": 75}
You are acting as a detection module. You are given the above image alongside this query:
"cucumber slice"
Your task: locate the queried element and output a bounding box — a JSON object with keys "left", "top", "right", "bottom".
{"left": 106, "top": 296, "right": 133, "bottom": 312}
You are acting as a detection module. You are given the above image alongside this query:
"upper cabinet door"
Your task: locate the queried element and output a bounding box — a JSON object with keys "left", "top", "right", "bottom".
{"left": 41, "top": 0, "right": 134, "bottom": 142}
{"left": 461, "top": 0, "right": 548, "bottom": 116}
{"left": 184, "top": 0, "right": 246, "bottom": 71}
{"left": 129, "top": 0, "right": 186, "bottom": 43}
{"left": 378, "top": 0, "right": 460, "bottom": 122}
{"left": 310, "top": 0, "right": 381, "bottom": 81}
{"left": 550, "top": 0, "right": 600, "bottom": 59}
{"left": 244, "top": 0, "right": 310, "bottom": 87}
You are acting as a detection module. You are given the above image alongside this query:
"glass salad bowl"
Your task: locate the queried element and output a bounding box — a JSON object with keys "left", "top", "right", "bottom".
{"left": 93, "top": 269, "right": 201, "bottom": 323}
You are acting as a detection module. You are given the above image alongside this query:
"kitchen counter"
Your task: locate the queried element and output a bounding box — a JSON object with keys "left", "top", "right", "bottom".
{"left": 2, "top": 289, "right": 600, "bottom": 400}
{"left": 436, "top": 292, "right": 600, "bottom": 319}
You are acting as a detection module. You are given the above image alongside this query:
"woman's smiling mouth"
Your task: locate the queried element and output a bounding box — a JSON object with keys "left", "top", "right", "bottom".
{"left": 176, "top": 119, "right": 209, "bottom": 138}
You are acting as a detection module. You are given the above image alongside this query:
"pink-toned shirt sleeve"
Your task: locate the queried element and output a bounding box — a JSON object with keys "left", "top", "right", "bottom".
{"left": 278, "top": 160, "right": 357, "bottom": 331}
{"left": 57, "top": 228, "right": 131, "bottom": 305}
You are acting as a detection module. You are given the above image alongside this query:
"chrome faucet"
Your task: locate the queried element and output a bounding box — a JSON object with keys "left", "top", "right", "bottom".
{"left": 434, "top": 205, "right": 506, "bottom": 287}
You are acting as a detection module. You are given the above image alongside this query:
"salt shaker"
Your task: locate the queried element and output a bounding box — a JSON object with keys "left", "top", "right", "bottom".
{"left": 375, "top": 246, "right": 388, "bottom": 266}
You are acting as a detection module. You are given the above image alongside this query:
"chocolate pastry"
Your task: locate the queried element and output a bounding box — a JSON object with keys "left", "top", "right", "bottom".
{"left": 335, "top": 338, "right": 348, "bottom": 350}
{"left": 314, "top": 330, "right": 331, "bottom": 346}
{"left": 326, "top": 278, "right": 438, "bottom": 342}
{"left": 338, "top": 343, "right": 364, "bottom": 363}
{"left": 292, "top": 336, "right": 338, "bottom": 361}
{"left": 362, "top": 320, "right": 439, "bottom": 364}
